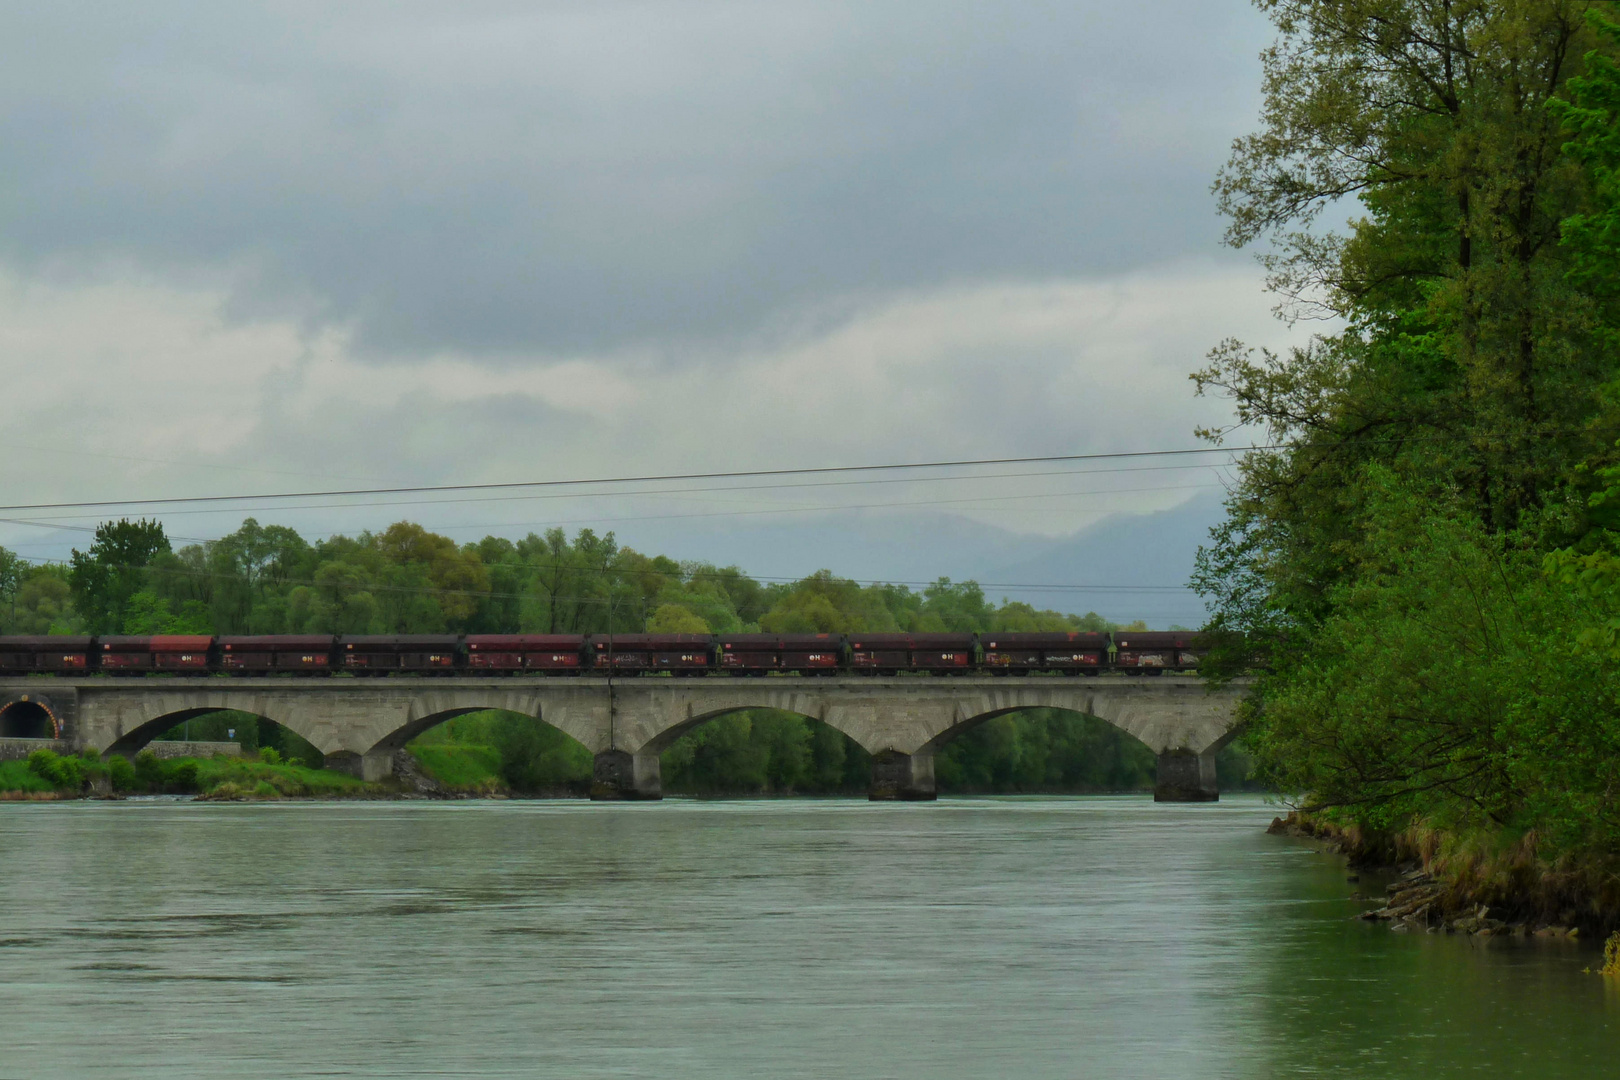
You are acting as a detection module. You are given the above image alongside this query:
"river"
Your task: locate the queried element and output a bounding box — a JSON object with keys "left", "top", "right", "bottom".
{"left": 0, "top": 795, "right": 1612, "bottom": 1079}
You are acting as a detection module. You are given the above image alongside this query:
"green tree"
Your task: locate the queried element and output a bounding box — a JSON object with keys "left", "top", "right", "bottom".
{"left": 68, "top": 519, "right": 171, "bottom": 633}
{"left": 0, "top": 546, "right": 22, "bottom": 628}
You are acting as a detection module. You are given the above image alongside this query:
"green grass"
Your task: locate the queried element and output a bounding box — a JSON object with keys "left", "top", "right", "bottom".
{"left": 408, "top": 743, "right": 503, "bottom": 791}
{"left": 0, "top": 760, "right": 57, "bottom": 795}
{"left": 190, "top": 755, "right": 378, "bottom": 797}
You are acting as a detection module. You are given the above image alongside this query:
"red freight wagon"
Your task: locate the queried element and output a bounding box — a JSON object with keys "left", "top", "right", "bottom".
{"left": 590, "top": 634, "right": 711, "bottom": 673}
{"left": 219, "top": 636, "right": 335, "bottom": 674}
{"left": 779, "top": 634, "right": 842, "bottom": 674}
{"left": 909, "top": 633, "right": 975, "bottom": 674}
{"left": 153, "top": 635, "right": 216, "bottom": 672}
{"left": 465, "top": 635, "right": 584, "bottom": 673}
{"left": 341, "top": 635, "right": 461, "bottom": 674}
{"left": 850, "top": 634, "right": 912, "bottom": 674}
{"left": 99, "top": 635, "right": 213, "bottom": 674}
{"left": 0, "top": 636, "right": 93, "bottom": 675}
{"left": 717, "top": 634, "right": 781, "bottom": 674}
{"left": 980, "top": 632, "right": 1107, "bottom": 674}
{"left": 1113, "top": 631, "right": 1204, "bottom": 674}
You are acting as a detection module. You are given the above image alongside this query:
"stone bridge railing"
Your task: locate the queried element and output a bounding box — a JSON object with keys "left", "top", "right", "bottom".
{"left": 0, "top": 675, "right": 1248, "bottom": 801}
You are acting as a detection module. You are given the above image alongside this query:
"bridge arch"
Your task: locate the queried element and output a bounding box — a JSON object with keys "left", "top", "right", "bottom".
{"left": 102, "top": 707, "right": 301, "bottom": 760}
{"left": 638, "top": 704, "right": 867, "bottom": 757}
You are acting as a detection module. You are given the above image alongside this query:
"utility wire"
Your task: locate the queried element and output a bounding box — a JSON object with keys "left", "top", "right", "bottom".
{"left": 0, "top": 445, "right": 1274, "bottom": 514}
{"left": 0, "top": 461, "right": 1240, "bottom": 522}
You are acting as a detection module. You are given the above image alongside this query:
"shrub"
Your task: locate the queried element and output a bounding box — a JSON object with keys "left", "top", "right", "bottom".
{"left": 26, "top": 748, "right": 85, "bottom": 791}
{"left": 258, "top": 747, "right": 282, "bottom": 765}
{"left": 167, "top": 760, "right": 200, "bottom": 793}
{"left": 106, "top": 755, "right": 136, "bottom": 793}
{"left": 134, "top": 750, "right": 163, "bottom": 790}
{"left": 253, "top": 780, "right": 278, "bottom": 799}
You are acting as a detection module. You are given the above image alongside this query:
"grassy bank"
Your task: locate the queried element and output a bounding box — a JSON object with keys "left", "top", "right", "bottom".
{"left": 0, "top": 747, "right": 381, "bottom": 800}
{"left": 1276, "top": 811, "right": 1620, "bottom": 938}
{"left": 405, "top": 743, "right": 504, "bottom": 794}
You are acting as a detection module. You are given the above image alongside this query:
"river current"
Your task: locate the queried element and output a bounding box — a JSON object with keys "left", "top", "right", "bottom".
{"left": 0, "top": 796, "right": 1612, "bottom": 1079}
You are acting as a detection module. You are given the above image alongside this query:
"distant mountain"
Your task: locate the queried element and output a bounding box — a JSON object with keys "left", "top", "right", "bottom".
{"left": 977, "top": 491, "right": 1226, "bottom": 627}
{"left": 632, "top": 491, "right": 1227, "bottom": 629}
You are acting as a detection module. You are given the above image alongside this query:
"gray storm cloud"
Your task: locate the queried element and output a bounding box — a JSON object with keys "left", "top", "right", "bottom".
{"left": 0, "top": 0, "right": 1269, "bottom": 356}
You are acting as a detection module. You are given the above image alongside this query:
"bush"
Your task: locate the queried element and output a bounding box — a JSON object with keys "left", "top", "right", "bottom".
{"left": 258, "top": 746, "right": 282, "bottom": 765}
{"left": 134, "top": 750, "right": 163, "bottom": 790}
{"left": 167, "top": 760, "right": 200, "bottom": 793}
{"left": 26, "top": 748, "right": 85, "bottom": 791}
{"left": 106, "top": 755, "right": 136, "bottom": 792}
{"left": 253, "top": 780, "right": 278, "bottom": 799}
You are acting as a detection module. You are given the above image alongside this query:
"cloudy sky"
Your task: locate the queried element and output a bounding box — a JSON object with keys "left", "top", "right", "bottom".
{"left": 0, "top": 1, "right": 1300, "bottom": 623}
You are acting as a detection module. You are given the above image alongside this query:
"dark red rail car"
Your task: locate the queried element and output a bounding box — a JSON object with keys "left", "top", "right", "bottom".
{"left": 717, "top": 634, "right": 780, "bottom": 674}
{"left": 590, "top": 634, "right": 711, "bottom": 674}
{"left": 0, "top": 636, "right": 94, "bottom": 675}
{"left": 909, "top": 633, "right": 975, "bottom": 674}
{"left": 465, "top": 635, "right": 585, "bottom": 673}
{"left": 779, "top": 634, "right": 843, "bottom": 674}
{"left": 716, "top": 634, "right": 842, "bottom": 674}
{"left": 1113, "top": 631, "right": 1204, "bottom": 673}
{"left": 98, "top": 635, "right": 214, "bottom": 674}
{"left": 220, "top": 635, "right": 336, "bottom": 674}
{"left": 850, "top": 634, "right": 913, "bottom": 674}
{"left": 980, "top": 632, "right": 1108, "bottom": 674}
{"left": 340, "top": 635, "right": 461, "bottom": 674}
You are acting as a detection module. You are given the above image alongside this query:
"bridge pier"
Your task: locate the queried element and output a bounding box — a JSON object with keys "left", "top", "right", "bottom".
{"left": 591, "top": 750, "right": 662, "bottom": 800}
{"left": 324, "top": 749, "right": 396, "bottom": 782}
{"left": 869, "top": 750, "right": 936, "bottom": 801}
{"left": 1154, "top": 749, "right": 1218, "bottom": 802}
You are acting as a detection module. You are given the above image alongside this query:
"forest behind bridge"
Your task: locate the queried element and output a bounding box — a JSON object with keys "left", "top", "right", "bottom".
{"left": 0, "top": 517, "right": 1231, "bottom": 796}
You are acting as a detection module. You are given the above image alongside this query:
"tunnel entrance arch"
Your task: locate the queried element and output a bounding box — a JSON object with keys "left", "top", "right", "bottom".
{"left": 0, "top": 700, "right": 58, "bottom": 740}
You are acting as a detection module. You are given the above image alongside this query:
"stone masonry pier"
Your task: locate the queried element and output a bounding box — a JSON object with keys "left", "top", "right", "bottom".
{"left": 0, "top": 675, "right": 1248, "bottom": 801}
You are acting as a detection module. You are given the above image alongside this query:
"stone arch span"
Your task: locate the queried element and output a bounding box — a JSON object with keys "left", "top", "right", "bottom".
{"left": 633, "top": 702, "right": 869, "bottom": 758}
{"left": 103, "top": 707, "right": 285, "bottom": 760}
{"left": 360, "top": 687, "right": 607, "bottom": 765}
{"left": 909, "top": 684, "right": 1240, "bottom": 759}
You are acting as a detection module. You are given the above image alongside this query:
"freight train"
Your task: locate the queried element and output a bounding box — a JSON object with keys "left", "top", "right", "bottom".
{"left": 0, "top": 631, "right": 1205, "bottom": 678}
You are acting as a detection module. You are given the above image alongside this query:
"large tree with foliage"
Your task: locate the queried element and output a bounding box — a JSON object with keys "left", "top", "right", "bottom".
{"left": 1198, "top": 1, "right": 1620, "bottom": 842}
{"left": 67, "top": 519, "right": 172, "bottom": 633}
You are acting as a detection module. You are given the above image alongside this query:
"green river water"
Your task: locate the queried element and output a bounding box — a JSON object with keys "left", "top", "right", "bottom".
{"left": 0, "top": 795, "right": 1613, "bottom": 1079}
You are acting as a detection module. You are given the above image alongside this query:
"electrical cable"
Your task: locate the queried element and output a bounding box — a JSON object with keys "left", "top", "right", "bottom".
{"left": 0, "top": 445, "right": 1275, "bottom": 514}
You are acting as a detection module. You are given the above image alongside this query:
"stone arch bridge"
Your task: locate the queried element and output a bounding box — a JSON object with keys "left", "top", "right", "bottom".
{"left": 0, "top": 675, "right": 1247, "bottom": 801}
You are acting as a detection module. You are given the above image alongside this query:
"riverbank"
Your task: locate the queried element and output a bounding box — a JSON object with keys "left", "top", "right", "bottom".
{"left": 1270, "top": 811, "right": 1620, "bottom": 939}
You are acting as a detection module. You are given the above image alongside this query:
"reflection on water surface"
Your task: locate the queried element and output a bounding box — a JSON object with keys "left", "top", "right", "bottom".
{"left": 0, "top": 797, "right": 1612, "bottom": 1079}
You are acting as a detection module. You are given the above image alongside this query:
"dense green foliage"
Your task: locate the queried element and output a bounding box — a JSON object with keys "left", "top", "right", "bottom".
{"left": 1203, "top": 1, "right": 1620, "bottom": 852}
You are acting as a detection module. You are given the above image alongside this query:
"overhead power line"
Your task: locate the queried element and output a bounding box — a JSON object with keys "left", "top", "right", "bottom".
{"left": 0, "top": 445, "right": 1275, "bottom": 514}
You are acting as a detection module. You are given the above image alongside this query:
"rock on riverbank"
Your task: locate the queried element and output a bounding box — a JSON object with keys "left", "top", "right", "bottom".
{"left": 1269, "top": 812, "right": 1613, "bottom": 938}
